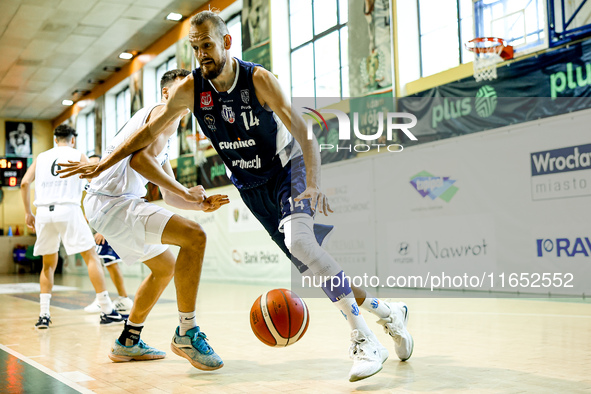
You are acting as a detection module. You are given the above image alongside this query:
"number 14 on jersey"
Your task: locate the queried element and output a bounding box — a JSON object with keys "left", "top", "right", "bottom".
{"left": 241, "top": 111, "right": 260, "bottom": 131}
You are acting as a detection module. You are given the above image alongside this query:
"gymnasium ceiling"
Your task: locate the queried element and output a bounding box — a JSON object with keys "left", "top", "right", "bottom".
{"left": 0, "top": 0, "right": 208, "bottom": 121}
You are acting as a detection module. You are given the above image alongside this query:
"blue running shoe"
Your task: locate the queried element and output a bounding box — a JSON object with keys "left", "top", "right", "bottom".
{"left": 109, "top": 339, "right": 166, "bottom": 362}
{"left": 170, "top": 326, "right": 223, "bottom": 371}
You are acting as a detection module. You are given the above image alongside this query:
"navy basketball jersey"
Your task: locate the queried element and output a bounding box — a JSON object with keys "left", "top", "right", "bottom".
{"left": 192, "top": 58, "right": 295, "bottom": 189}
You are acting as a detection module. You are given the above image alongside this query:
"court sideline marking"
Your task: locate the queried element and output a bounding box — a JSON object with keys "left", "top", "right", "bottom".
{"left": 0, "top": 344, "right": 94, "bottom": 393}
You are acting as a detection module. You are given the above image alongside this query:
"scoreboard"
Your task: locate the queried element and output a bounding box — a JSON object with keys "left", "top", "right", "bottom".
{"left": 0, "top": 158, "right": 27, "bottom": 187}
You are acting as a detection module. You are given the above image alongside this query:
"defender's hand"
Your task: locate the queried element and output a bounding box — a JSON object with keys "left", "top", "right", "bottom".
{"left": 185, "top": 185, "right": 206, "bottom": 203}
{"left": 25, "top": 213, "right": 35, "bottom": 231}
{"left": 202, "top": 194, "right": 230, "bottom": 212}
{"left": 57, "top": 161, "right": 101, "bottom": 179}
{"left": 94, "top": 233, "right": 105, "bottom": 245}
{"left": 295, "top": 186, "right": 333, "bottom": 216}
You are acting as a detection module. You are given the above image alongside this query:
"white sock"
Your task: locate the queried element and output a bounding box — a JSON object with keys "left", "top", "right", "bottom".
{"left": 360, "top": 293, "right": 391, "bottom": 319}
{"left": 127, "top": 319, "right": 144, "bottom": 327}
{"left": 96, "top": 291, "right": 113, "bottom": 314}
{"left": 334, "top": 297, "right": 372, "bottom": 337}
{"left": 178, "top": 311, "right": 196, "bottom": 336}
{"left": 40, "top": 293, "right": 51, "bottom": 316}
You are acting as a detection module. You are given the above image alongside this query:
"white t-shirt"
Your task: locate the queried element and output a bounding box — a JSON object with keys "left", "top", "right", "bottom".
{"left": 34, "top": 146, "right": 85, "bottom": 207}
{"left": 88, "top": 103, "right": 175, "bottom": 198}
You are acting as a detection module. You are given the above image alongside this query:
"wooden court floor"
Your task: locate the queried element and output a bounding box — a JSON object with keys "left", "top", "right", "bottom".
{"left": 0, "top": 273, "right": 590, "bottom": 393}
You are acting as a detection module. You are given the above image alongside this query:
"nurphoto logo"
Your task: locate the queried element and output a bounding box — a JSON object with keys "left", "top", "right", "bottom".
{"left": 303, "top": 108, "right": 418, "bottom": 153}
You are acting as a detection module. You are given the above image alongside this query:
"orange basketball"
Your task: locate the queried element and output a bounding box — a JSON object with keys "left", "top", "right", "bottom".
{"left": 250, "top": 288, "right": 310, "bottom": 347}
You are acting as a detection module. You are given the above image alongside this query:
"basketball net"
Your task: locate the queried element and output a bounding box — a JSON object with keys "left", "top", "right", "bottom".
{"left": 472, "top": 46, "right": 504, "bottom": 82}
{"left": 466, "top": 38, "right": 512, "bottom": 83}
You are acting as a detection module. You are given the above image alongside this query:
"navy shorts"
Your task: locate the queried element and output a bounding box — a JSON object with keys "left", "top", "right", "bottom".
{"left": 239, "top": 156, "right": 333, "bottom": 273}
{"left": 96, "top": 239, "right": 122, "bottom": 267}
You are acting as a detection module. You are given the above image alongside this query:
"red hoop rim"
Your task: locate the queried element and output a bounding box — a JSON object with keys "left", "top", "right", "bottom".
{"left": 465, "top": 37, "right": 508, "bottom": 54}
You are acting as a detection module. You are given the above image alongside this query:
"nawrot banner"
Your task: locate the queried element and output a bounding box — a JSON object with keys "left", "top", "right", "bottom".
{"left": 398, "top": 37, "right": 591, "bottom": 137}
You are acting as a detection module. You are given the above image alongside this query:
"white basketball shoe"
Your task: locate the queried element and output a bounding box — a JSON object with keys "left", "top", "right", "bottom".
{"left": 113, "top": 296, "right": 133, "bottom": 314}
{"left": 377, "top": 301, "right": 414, "bottom": 361}
{"left": 84, "top": 297, "right": 101, "bottom": 313}
{"left": 348, "top": 329, "right": 388, "bottom": 382}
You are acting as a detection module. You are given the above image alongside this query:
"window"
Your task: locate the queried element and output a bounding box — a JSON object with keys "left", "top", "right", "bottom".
{"left": 475, "top": 0, "right": 545, "bottom": 51}
{"left": 227, "top": 13, "right": 243, "bottom": 60}
{"left": 289, "top": 0, "right": 348, "bottom": 102}
{"left": 419, "top": 0, "right": 473, "bottom": 77}
{"left": 155, "top": 56, "right": 177, "bottom": 103}
{"left": 75, "top": 111, "right": 95, "bottom": 156}
{"left": 115, "top": 87, "right": 131, "bottom": 132}
{"left": 85, "top": 112, "right": 95, "bottom": 155}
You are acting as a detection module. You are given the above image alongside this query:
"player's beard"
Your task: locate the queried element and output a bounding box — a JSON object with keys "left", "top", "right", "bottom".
{"left": 200, "top": 53, "right": 227, "bottom": 80}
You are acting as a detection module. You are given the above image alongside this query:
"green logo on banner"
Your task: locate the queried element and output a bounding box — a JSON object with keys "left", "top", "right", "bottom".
{"left": 432, "top": 85, "right": 498, "bottom": 128}
{"left": 210, "top": 163, "right": 226, "bottom": 181}
{"left": 475, "top": 85, "right": 497, "bottom": 118}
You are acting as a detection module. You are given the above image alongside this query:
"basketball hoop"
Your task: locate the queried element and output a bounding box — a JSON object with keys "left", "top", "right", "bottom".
{"left": 186, "top": 133, "right": 210, "bottom": 166}
{"left": 465, "top": 37, "right": 514, "bottom": 82}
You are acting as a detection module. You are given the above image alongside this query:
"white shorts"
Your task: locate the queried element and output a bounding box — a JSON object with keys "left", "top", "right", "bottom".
{"left": 33, "top": 204, "right": 95, "bottom": 256}
{"left": 84, "top": 193, "right": 174, "bottom": 265}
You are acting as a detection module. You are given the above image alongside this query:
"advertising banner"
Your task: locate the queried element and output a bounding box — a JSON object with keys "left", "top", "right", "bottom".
{"left": 399, "top": 37, "right": 591, "bottom": 137}
{"left": 176, "top": 155, "right": 198, "bottom": 188}
{"left": 242, "top": 0, "right": 271, "bottom": 71}
{"left": 198, "top": 154, "right": 233, "bottom": 190}
{"left": 371, "top": 110, "right": 591, "bottom": 296}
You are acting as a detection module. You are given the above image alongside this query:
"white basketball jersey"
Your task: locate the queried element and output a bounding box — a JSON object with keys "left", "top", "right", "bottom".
{"left": 87, "top": 103, "right": 174, "bottom": 198}
{"left": 34, "top": 146, "right": 85, "bottom": 207}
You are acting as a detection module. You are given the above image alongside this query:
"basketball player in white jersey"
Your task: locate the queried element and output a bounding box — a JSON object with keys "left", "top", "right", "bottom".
{"left": 20, "top": 125, "right": 124, "bottom": 328}
{"left": 84, "top": 69, "right": 228, "bottom": 369}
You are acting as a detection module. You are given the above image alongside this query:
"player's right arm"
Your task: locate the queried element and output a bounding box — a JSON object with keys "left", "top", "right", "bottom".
{"left": 57, "top": 74, "right": 195, "bottom": 179}
{"left": 129, "top": 136, "right": 206, "bottom": 203}
{"left": 159, "top": 161, "right": 229, "bottom": 211}
{"left": 129, "top": 104, "right": 205, "bottom": 203}
{"left": 20, "top": 158, "right": 37, "bottom": 230}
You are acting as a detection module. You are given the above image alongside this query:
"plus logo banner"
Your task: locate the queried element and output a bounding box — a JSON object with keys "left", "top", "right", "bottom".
{"left": 410, "top": 171, "right": 458, "bottom": 202}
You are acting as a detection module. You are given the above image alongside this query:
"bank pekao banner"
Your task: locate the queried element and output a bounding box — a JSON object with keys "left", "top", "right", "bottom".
{"left": 153, "top": 184, "right": 291, "bottom": 283}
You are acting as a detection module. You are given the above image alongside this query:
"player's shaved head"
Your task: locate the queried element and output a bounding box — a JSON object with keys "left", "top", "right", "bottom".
{"left": 190, "top": 10, "right": 229, "bottom": 43}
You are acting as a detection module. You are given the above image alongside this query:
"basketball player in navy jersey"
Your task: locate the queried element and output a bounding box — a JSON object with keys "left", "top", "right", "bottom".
{"left": 58, "top": 11, "right": 413, "bottom": 382}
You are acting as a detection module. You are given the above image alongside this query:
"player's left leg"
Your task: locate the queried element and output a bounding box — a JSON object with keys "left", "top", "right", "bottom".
{"left": 106, "top": 263, "right": 127, "bottom": 298}
{"left": 86, "top": 242, "right": 133, "bottom": 314}
{"left": 109, "top": 249, "right": 174, "bottom": 363}
{"left": 160, "top": 214, "right": 224, "bottom": 371}
{"left": 61, "top": 207, "right": 121, "bottom": 324}
{"left": 283, "top": 215, "right": 388, "bottom": 382}
{"left": 105, "top": 262, "right": 133, "bottom": 313}
{"left": 78, "top": 247, "right": 124, "bottom": 324}
{"left": 33, "top": 217, "right": 60, "bottom": 329}
{"left": 285, "top": 157, "right": 413, "bottom": 363}
{"left": 353, "top": 288, "right": 413, "bottom": 361}
{"left": 99, "top": 241, "right": 130, "bottom": 299}
{"left": 37, "top": 252, "right": 59, "bottom": 329}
